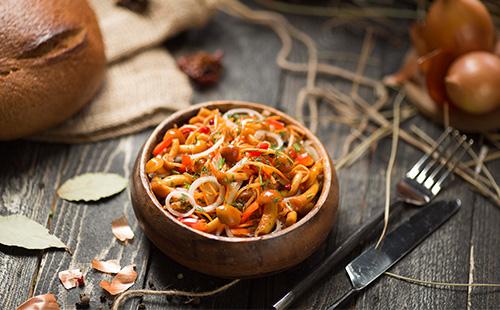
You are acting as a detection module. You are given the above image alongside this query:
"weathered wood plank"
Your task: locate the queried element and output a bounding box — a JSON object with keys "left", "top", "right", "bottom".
{"left": 168, "top": 12, "right": 283, "bottom": 106}
{"left": 0, "top": 141, "right": 69, "bottom": 309}
{"left": 469, "top": 154, "right": 500, "bottom": 308}
{"left": 32, "top": 132, "right": 151, "bottom": 308}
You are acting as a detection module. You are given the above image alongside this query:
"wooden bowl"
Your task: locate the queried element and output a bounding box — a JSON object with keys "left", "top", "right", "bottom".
{"left": 130, "top": 101, "right": 339, "bottom": 278}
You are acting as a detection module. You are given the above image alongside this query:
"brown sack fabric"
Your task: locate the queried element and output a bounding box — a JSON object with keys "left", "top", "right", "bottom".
{"left": 34, "top": 0, "right": 218, "bottom": 143}
{"left": 93, "top": 0, "right": 217, "bottom": 63}
{"left": 35, "top": 49, "right": 192, "bottom": 143}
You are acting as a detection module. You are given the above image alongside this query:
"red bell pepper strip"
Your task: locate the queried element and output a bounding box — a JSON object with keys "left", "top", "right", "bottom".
{"left": 257, "top": 142, "right": 269, "bottom": 149}
{"left": 153, "top": 137, "right": 173, "bottom": 156}
{"left": 179, "top": 218, "right": 208, "bottom": 232}
{"left": 181, "top": 127, "right": 195, "bottom": 135}
{"left": 230, "top": 228, "right": 253, "bottom": 236}
{"left": 198, "top": 126, "right": 210, "bottom": 134}
{"left": 247, "top": 142, "right": 269, "bottom": 157}
{"left": 241, "top": 201, "right": 260, "bottom": 223}
{"left": 288, "top": 148, "right": 297, "bottom": 159}
{"left": 267, "top": 118, "right": 285, "bottom": 129}
{"left": 296, "top": 152, "right": 314, "bottom": 166}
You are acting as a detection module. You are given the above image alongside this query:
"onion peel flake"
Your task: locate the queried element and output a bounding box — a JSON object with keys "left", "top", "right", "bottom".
{"left": 16, "top": 293, "right": 60, "bottom": 310}
{"left": 58, "top": 268, "right": 84, "bottom": 289}
{"left": 99, "top": 264, "right": 137, "bottom": 295}
{"left": 111, "top": 216, "right": 134, "bottom": 242}
{"left": 92, "top": 259, "right": 121, "bottom": 274}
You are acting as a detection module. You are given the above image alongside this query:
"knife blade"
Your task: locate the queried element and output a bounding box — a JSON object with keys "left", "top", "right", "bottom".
{"left": 327, "top": 199, "right": 461, "bottom": 309}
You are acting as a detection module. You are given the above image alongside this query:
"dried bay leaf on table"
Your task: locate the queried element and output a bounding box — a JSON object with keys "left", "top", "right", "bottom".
{"left": 57, "top": 173, "right": 128, "bottom": 202}
{"left": 0, "top": 214, "right": 66, "bottom": 250}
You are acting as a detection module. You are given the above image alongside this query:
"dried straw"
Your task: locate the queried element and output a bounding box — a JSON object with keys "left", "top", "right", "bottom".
{"left": 464, "top": 151, "right": 500, "bottom": 168}
{"left": 254, "top": 0, "right": 418, "bottom": 19}
{"left": 385, "top": 272, "right": 500, "bottom": 288}
{"left": 112, "top": 280, "right": 240, "bottom": 309}
{"left": 375, "top": 91, "right": 404, "bottom": 249}
{"left": 342, "top": 29, "right": 374, "bottom": 158}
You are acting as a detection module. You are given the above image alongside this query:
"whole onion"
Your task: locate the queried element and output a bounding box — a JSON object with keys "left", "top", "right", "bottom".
{"left": 445, "top": 52, "right": 500, "bottom": 115}
{"left": 411, "top": 0, "right": 497, "bottom": 106}
{"left": 415, "top": 0, "right": 495, "bottom": 57}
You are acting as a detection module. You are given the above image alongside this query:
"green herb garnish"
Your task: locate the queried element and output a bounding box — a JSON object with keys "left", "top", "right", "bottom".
{"left": 293, "top": 143, "right": 301, "bottom": 152}
{"left": 217, "top": 157, "right": 225, "bottom": 170}
{"left": 232, "top": 201, "right": 244, "bottom": 210}
{"left": 201, "top": 166, "right": 209, "bottom": 175}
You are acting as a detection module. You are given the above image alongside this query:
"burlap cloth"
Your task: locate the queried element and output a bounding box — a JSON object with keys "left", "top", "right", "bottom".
{"left": 35, "top": 0, "right": 219, "bottom": 143}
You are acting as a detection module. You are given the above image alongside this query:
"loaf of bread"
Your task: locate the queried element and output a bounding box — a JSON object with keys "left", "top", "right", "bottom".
{"left": 0, "top": 0, "right": 106, "bottom": 140}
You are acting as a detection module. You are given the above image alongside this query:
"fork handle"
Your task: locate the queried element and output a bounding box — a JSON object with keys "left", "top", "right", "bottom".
{"left": 273, "top": 201, "right": 404, "bottom": 310}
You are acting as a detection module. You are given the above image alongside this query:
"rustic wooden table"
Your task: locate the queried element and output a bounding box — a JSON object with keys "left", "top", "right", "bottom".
{"left": 1, "top": 3, "right": 499, "bottom": 309}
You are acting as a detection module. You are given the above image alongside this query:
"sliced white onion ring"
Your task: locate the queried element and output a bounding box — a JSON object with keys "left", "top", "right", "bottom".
{"left": 224, "top": 225, "right": 234, "bottom": 237}
{"left": 223, "top": 108, "right": 264, "bottom": 121}
{"left": 190, "top": 135, "right": 225, "bottom": 160}
{"left": 304, "top": 141, "right": 320, "bottom": 161}
{"left": 227, "top": 157, "right": 248, "bottom": 173}
{"left": 288, "top": 133, "right": 295, "bottom": 149}
{"left": 254, "top": 130, "right": 284, "bottom": 149}
{"left": 180, "top": 125, "right": 198, "bottom": 131}
{"left": 188, "top": 176, "right": 225, "bottom": 212}
{"left": 225, "top": 119, "right": 237, "bottom": 129}
{"left": 165, "top": 189, "right": 196, "bottom": 218}
{"left": 273, "top": 220, "right": 283, "bottom": 233}
{"left": 225, "top": 181, "right": 243, "bottom": 205}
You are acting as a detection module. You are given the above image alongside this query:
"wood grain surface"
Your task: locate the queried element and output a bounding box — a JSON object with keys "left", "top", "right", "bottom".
{"left": 0, "top": 1, "right": 499, "bottom": 309}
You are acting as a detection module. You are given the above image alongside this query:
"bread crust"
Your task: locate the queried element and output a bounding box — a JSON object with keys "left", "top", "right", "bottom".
{"left": 0, "top": 0, "right": 106, "bottom": 140}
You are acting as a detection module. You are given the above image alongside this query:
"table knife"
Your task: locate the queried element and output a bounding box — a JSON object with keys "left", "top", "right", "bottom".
{"left": 273, "top": 201, "right": 405, "bottom": 310}
{"left": 327, "top": 199, "right": 461, "bottom": 309}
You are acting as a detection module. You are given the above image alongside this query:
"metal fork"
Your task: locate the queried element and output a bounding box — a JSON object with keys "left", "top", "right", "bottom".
{"left": 396, "top": 127, "right": 473, "bottom": 205}
{"left": 274, "top": 127, "right": 473, "bottom": 310}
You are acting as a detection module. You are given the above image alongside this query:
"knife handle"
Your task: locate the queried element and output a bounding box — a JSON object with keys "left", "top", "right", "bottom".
{"left": 273, "top": 201, "right": 404, "bottom": 310}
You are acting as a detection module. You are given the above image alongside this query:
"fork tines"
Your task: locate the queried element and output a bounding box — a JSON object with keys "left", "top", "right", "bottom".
{"left": 407, "top": 127, "right": 474, "bottom": 195}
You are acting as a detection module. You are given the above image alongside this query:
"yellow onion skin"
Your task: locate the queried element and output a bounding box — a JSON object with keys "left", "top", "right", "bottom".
{"left": 418, "top": 0, "right": 496, "bottom": 57}
{"left": 445, "top": 52, "right": 500, "bottom": 115}
{"left": 421, "top": 49, "right": 455, "bottom": 105}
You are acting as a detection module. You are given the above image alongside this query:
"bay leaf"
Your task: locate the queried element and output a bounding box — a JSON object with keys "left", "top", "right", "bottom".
{"left": 0, "top": 215, "right": 66, "bottom": 250}
{"left": 57, "top": 173, "right": 128, "bottom": 202}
